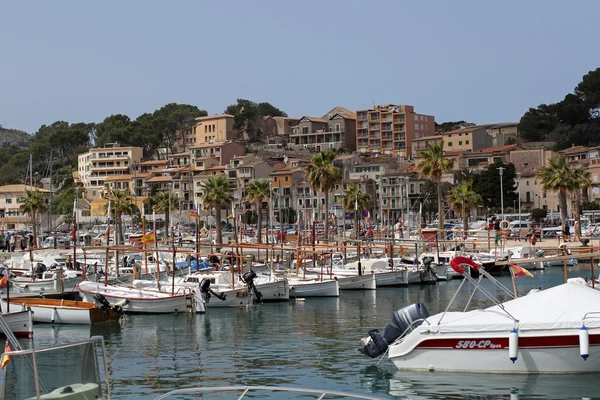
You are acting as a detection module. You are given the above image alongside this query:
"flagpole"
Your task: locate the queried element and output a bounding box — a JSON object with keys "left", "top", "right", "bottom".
{"left": 104, "top": 199, "right": 111, "bottom": 286}
{"left": 509, "top": 265, "right": 518, "bottom": 297}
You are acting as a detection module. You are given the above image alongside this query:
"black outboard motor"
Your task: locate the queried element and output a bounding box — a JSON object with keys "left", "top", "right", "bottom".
{"left": 199, "top": 278, "right": 227, "bottom": 302}
{"left": 35, "top": 263, "right": 47, "bottom": 279}
{"left": 240, "top": 270, "right": 262, "bottom": 302}
{"left": 93, "top": 293, "right": 124, "bottom": 315}
{"left": 359, "top": 302, "right": 430, "bottom": 358}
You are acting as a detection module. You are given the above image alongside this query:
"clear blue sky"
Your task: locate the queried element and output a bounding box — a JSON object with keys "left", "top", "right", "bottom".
{"left": 2, "top": 0, "right": 600, "bottom": 134}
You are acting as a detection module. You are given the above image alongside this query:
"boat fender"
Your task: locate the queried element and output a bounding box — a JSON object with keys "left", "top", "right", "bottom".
{"left": 500, "top": 220, "right": 510, "bottom": 230}
{"left": 51, "top": 307, "right": 57, "bottom": 324}
{"left": 113, "top": 298, "right": 130, "bottom": 309}
{"left": 449, "top": 256, "right": 480, "bottom": 275}
{"left": 509, "top": 328, "right": 519, "bottom": 363}
{"left": 580, "top": 325, "right": 590, "bottom": 360}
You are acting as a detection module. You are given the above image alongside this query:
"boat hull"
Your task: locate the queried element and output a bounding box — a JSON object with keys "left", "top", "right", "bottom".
{"left": 289, "top": 279, "right": 339, "bottom": 297}
{"left": 389, "top": 334, "right": 600, "bottom": 373}
{"left": 257, "top": 280, "right": 290, "bottom": 301}
{"left": 337, "top": 274, "right": 376, "bottom": 290}
{"left": 1, "top": 310, "right": 33, "bottom": 338}
{"left": 373, "top": 270, "right": 407, "bottom": 287}
{"left": 77, "top": 282, "right": 189, "bottom": 314}
{"left": 1, "top": 298, "right": 119, "bottom": 325}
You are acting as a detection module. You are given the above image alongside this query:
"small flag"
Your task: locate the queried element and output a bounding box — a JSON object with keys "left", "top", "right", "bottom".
{"left": 189, "top": 210, "right": 199, "bottom": 218}
{"left": 0, "top": 275, "right": 7, "bottom": 288}
{"left": 1, "top": 342, "right": 12, "bottom": 369}
{"left": 509, "top": 264, "right": 534, "bottom": 278}
{"left": 141, "top": 231, "right": 155, "bottom": 244}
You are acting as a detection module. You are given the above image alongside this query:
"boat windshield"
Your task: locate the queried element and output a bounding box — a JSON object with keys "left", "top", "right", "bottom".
{"left": 1, "top": 336, "right": 108, "bottom": 400}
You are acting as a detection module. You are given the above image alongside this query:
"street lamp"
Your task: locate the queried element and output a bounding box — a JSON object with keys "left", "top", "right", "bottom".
{"left": 498, "top": 167, "right": 505, "bottom": 221}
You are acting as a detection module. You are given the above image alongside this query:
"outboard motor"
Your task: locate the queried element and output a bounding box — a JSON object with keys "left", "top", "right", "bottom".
{"left": 536, "top": 249, "right": 545, "bottom": 257}
{"left": 93, "top": 293, "right": 124, "bottom": 315}
{"left": 240, "top": 270, "right": 262, "bottom": 302}
{"left": 199, "top": 278, "right": 227, "bottom": 302}
{"left": 359, "top": 303, "right": 430, "bottom": 358}
{"left": 35, "top": 263, "right": 47, "bottom": 279}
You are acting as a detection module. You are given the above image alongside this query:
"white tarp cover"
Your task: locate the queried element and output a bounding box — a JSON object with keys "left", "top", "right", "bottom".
{"left": 426, "top": 282, "right": 600, "bottom": 333}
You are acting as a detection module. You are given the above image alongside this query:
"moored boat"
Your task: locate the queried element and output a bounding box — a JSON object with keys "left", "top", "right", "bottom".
{"left": 77, "top": 281, "right": 191, "bottom": 314}
{"left": 288, "top": 278, "right": 339, "bottom": 297}
{"left": 0, "top": 297, "right": 120, "bottom": 325}
{"left": 1, "top": 310, "right": 33, "bottom": 337}
{"left": 359, "top": 256, "right": 600, "bottom": 374}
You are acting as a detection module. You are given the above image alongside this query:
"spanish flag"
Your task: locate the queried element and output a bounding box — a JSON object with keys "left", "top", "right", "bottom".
{"left": 509, "top": 264, "right": 534, "bottom": 278}
{"left": 189, "top": 210, "right": 199, "bottom": 218}
{"left": 141, "top": 231, "right": 155, "bottom": 244}
{"left": 1, "top": 342, "right": 12, "bottom": 369}
{"left": 0, "top": 275, "right": 7, "bottom": 288}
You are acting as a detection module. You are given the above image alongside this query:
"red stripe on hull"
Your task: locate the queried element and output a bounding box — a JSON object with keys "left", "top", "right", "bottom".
{"left": 416, "top": 334, "right": 600, "bottom": 350}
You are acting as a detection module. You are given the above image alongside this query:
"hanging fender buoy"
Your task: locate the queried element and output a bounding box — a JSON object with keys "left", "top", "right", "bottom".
{"left": 51, "top": 307, "right": 58, "bottom": 324}
{"left": 449, "top": 256, "right": 481, "bottom": 275}
{"left": 509, "top": 328, "right": 519, "bottom": 363}
{"left": 580, "top": 325, "right": 590, "bottom": 360}
{"left": 500, "top": 220, "right": 510, "bottom": 230}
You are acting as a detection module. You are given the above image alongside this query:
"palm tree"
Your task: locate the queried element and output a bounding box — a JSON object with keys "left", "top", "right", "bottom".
{"left": 448, "top": 180, "right": 482, "bottom": 238}
{"left": 199, "top": 175, "right": 234, "bottom": 246}
{"left": 341, "top": 183, "right": 372, "bottom": 239}
{"left": 305, "top": 149, "right": 341, "bottom": 241}
{"left": 537, "top": 156, "right": 577, "bottom": 224}
{"left": 570, "top": 166, "right": 591, "bottom": 238}
{"left": 19, "top": 189, "right": 48, "bottom": 247}
{"left": 245, "top": 179, "right": 270, "bottom": 244}
{"left": 105, "top": 190, "right": 135, "bottom": 244}
{"left": 417, "top": 142, "right": 455, "bottom": 230}
{"left": 151, "top": 190, "right": 179, "bottom": 241}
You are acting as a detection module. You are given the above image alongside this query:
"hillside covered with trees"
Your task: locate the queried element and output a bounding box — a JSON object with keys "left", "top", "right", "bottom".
{"left": 520, "top": 68, "right": 600, "bottom": 149}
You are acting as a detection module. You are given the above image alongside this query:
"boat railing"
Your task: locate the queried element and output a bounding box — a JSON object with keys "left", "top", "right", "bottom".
{"left": 154, "top": 385, "right": 383, "bottom": 399}
{"left": 1, "top": 335, "right": 110, "bottom": 400}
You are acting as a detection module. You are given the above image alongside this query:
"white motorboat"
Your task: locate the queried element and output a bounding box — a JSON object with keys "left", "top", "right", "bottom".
{"left": 288, "top": 277, "right": 339, "bottom": 297}
{"left": 1, "top": 310, "right": 33, "bottom": 338}
{"left": 359, "top": 256, "right": 600, "bottom": 374}
{"left": 1, "top": 297, "right": 121, "bottom": 325}
{"left": 498, "top": 246, "right": 545, "bottom": 270}
{"left": 77, "top": 281, "right": 192, "bottom": 314}
{"left": 11, "top": 268, "right": 82, "bottom": 292}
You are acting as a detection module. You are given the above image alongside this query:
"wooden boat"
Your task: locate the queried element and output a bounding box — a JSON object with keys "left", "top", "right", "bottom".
{"left": 1, "top": 310, "right": 33, "bottom": 337}
{"left": 0, "top": 297, "right": 120, "bottom": 325}
{"left": 288, "top": 277, "right": 340, "bottom": 298}
{"left": 77, "top": 281, "right": 191, "bottom": 314}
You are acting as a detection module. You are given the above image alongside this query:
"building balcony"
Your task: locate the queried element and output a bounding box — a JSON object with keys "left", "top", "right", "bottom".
{"left": 381, "top": 117, "right": 393, "bottom": 123}
{"left": 357, "top": 113, "right": 368, "bottom": 121}
{"left": 393, "top": 127, "right": 405, "bottom": 133}
{"left": 90, "top": 165, "right": 129, "bottom": 171}
{"left": 89, "top": 154, "right": 130, "bottom": 161}
{"left": 358, "top": 132, "right": 369, "bottom": 138}
{"left": 369, "top": 124, "right": 380, "bottom": 130}
{"left": 370, "top": 134, "right": 380, "bottom": 139}
{"left": 394, "top": 134, "right": 406, "bottom": 141}
{"left": 382, "top": 134, "right": 393, "bottom": 140}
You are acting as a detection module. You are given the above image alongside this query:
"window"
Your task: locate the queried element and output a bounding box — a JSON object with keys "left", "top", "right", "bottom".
{"left": 410, "top": 184, "right": 415, "bottom": 194}
{"left": 5, "top": 199, "right": 11, "bottom": 204}
{"left": 526, "top": 192, "right": 531, "bottom": 202}
{"left": 448, "top": 142, "right": 452, "bottom": 146}
{"left": 335, "top": 123, "right": 340, "bottom": 131}
{"left": 212, "top": 124, "right": 215, "bottom": 132}
{"left": 274, "top": 177, "right": 278, "bottom": 182}
{"left": 465, "top": 140, "right": 469, "bottom": 145}
{"left": 298, "top": 199, "right": 303, "bottom": 206}
{"left": 285, "top": 176, "right": 289, "bottom": 182}
{"left": 459, "top": 141, "right": 463, "bottom": 146}
{"left": 526, "top": 181, "right": 529, "bottom": 186}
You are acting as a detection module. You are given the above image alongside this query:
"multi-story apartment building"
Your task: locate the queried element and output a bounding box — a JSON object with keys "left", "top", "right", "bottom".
{"left": 190, "top": 141, "right": 245, "bottom": 166}
{"left": 356, "top": 104, "right": 435, "bottom": 158}
{"left": 460, "top": 144, "right": 520, "bottom": 171}
{"left": 348, "top": 157, "right": 397, "bottom": 181}
{"left": 0, "top": 185, "right": 50, "bottom": 230}
{"left": 186, "top": 114, "right": 237, "bottom": 147}
{"left": 510, "top": 149, "right": 559, "bottom": 213}
{"left": 289, "top": 109, "right": 357, "bottom": 152}
{"left": 77, "top": 143, "right": 143, "bottom": 201}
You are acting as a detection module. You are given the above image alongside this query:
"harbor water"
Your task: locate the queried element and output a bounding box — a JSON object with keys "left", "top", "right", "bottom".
{"left": 14, "top": 265, "right": 600, "bottom": 399}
